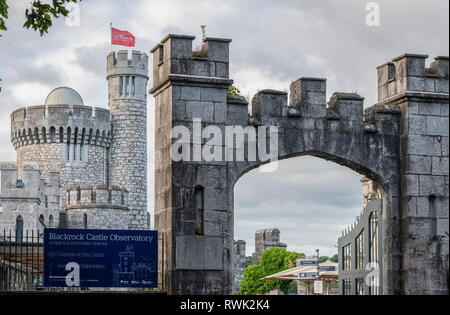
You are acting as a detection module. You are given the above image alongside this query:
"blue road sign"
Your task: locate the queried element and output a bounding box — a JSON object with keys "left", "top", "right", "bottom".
{"left": 44, "top": 229, "right": 158, "bottom": 288}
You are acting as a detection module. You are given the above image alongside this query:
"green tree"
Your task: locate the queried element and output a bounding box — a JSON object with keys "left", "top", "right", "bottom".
{"left": 237, "top": 247, "right": 304, "bottom": 295}
{"left": 319, "top": 256, "right": 329, "bottom": 263}
{"left": 0, "top": 0, "right": 82, "bottom": 37}
{"left": 330, "top": 254, "right": 338, "bottom": 263}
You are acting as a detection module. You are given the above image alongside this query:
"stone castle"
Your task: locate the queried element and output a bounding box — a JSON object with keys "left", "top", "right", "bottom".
{"left": 0, "top": 50, "right": 150, "bottom": 233}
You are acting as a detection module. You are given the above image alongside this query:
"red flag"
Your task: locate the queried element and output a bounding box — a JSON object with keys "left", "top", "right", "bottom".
{"left": 111, "top": 27, "right": 135, "bottom": 47}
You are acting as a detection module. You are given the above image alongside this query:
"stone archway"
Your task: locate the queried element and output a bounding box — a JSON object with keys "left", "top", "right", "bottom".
{"left": 150, "top": 34, "right": 449, "bottom": 295}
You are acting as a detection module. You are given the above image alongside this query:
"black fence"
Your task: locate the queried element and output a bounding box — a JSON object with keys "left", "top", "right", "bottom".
{"left": 0, "top": 230, "right": 44, "bottom": 291}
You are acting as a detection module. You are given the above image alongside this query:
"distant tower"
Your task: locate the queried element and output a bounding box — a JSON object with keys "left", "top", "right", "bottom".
{"left": 107, "top": 50, "right": 149, "bottom": 230}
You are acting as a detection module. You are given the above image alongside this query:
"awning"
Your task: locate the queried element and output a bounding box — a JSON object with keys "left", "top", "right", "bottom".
{"left": 261, "top": 262, "right": 338, "bottom": 281}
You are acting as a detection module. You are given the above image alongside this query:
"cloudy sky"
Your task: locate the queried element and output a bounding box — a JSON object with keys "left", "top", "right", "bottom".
{"left": 0, "top": 0, "right": 448, "bottom": 256}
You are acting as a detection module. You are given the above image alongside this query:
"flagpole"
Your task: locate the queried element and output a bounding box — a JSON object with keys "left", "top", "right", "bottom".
{"left": 110, "top": 22, "right": 113, "bottom": 51}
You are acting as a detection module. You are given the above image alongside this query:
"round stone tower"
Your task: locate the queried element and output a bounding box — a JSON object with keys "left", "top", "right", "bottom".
{"left": 10, "top": 87, "right": 112, "bottom": 225}
{"left": 106, "top": 50, "right": 149, "bottom": 230}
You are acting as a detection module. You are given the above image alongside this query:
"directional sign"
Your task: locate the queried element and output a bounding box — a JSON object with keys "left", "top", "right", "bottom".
{"left": 44, "top": 228, "right": 158, "bottom": 288}
{"left": 298, "top": 272, "right": 319, "bottom": 279}
{"left": 319, "top": 265, "right": 337, "bottom": 272}
{"left": 314, "top": 280, "right": 323, "bottom": 294}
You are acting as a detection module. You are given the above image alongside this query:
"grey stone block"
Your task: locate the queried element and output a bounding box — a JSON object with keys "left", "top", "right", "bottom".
{"left": 419, "top": 103, "right": 441, "bottom": 116}
{"left": 431, "top": 157, "right": 449, "bottom": 175}
{"left": 408, "top": 114, "right": 427, "bottom": 135}
{"left": 181, "top": 86, "right": 201, "bottom": 101}
{"left": 407, "top": 135, "right": 442, "bottom": 156}
{"left": 201, "top": 87, "right": 227, "bottom": 102}
{"left": 176, "top": 236, "right": 223, "bottom": 270}
{"left": 427, "top": 116, "right": 449, "bottom": 136}
{"left": 408, "top": 155, "right": 432, "bottom": 174}
{"left": 419, "top": 175, "right": 446, "bottom": 196}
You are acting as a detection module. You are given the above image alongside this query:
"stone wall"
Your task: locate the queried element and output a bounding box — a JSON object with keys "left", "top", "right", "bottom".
{"left": 0, "top": 163, "right": 60, "bottom": 236}
{"left": 378, "top": 54, "right": 449, "bottom": 295}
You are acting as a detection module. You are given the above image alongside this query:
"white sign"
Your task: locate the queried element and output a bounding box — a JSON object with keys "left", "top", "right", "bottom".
{"left": 314, "top": 280, "right": 323, "bottom": 294}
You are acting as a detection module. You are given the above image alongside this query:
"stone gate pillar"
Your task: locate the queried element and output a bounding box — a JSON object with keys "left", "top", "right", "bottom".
{"left": 150, "top": 34, "right": 234, "bottom": 294}
{"left": 377, "top": 54, "right": 449, "bottom": 294}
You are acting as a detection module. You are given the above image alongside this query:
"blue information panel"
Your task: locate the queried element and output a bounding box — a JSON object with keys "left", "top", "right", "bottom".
{"left": 44, "top": 229, "right": 158, "bottom": 288}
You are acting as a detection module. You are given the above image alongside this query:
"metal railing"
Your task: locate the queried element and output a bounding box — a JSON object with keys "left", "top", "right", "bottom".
{"left": 0, "top": 230, "right": 44, "bottom": 291}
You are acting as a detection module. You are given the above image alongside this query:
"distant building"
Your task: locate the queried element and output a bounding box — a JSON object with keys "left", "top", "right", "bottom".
{"left": 252, "top": 228, "right": 287, "bottom": 264}
{"left": 338, "top": 178, "right": 383, "bottom": 295}
{"left": 232, "top": 240, "right": 247, "bottom": 293}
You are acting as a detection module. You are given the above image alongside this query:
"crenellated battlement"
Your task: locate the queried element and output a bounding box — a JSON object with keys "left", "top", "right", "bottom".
{"left": 66, "top": 185, "right": 129, "bottom": 209}
{"left": 246, "top": 77, "right": 401, "bottom": 135}
{"left": 107, "top": 50, "right": 149, "bottom": 101}
{"left": 150, "top": 34, "right": 232, "bottom": 93}
{"left": 106, "top": 50, "right": 148, "bottom": 78}
{"left": 377, "top": 54, "right": 449, "bottom": 102}
{"left": 10, "top": 105, "right": 111, "bottom": 149}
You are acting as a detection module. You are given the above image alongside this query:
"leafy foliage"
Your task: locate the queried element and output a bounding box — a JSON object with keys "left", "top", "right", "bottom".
{"left": 237, "top": 247, "right": 304, "bottom": 295}
{"left": 0, "top": 0, "right": 8, "bottom": 35}
{"left": 318, "top": 256, "right": 329, "bottom": 263}
{"left": 0, "top": 0, "right": 81, "bottom": 37}
{"left": 227, "top": 84, "right": 241, "bottom": 96}
{"left": 330, "top": 254, "right": 338, "bottom": 263}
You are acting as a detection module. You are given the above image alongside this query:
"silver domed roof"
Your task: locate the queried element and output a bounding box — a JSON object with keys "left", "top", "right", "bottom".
{"left": 45, "top": 87, "right": 84, "bottom": 106}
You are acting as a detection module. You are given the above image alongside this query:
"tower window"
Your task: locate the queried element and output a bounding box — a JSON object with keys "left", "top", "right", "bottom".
{"left": 50, "top": 127, "right": 57, "bottom": 143}
{"left": 77, "top": 187, "right": 81, "bottom": 203}
{"left": 119, "top": 76, "right": 123, "bottom": 97}
{"left": 16, "top": 216, "right": 23, "bottom": 243}
{"left": 131, "top": 77, "right": 135, "bottom": 96}
{"left": 194, "top": 186, "right": 204, "bottom": 236}
{"left": 125, "top": 76, "right": 130, "bottom": 97}
{"left": 159, "top": 45, "right": 164, "bottom": 63}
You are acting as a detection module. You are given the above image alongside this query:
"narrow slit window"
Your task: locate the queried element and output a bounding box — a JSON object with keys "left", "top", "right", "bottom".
{"left": 194, "top": 186, "right": 204, "bottom": 236}
{"left": 159, "top": 45, "right": 164, "bottom": 63}
{"left": 131, "top": 77, "right": 135, "bottom": 96}
{"left": 125, "top": 76, "right": 130, "bottom": 97}
{"left": 119, "top": 76, "right": 123, "bottom": 97}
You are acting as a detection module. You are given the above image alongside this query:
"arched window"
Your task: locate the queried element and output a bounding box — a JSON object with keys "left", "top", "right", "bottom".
{"left": 194, "top": 186, "right": 204, "bottom": 236}
{"left": 49, "top": 215, "right": 54, "bottom": 228}
{"left": 73, "top": 128, "right": 78, "bottom": 161}
{"left": 59, "top": 127, "right": 64, "bottom": 143}
{"left": 67, "top": 127, "right": 71, "bottom": 161}
{"left": 16, "top": 216, "right": 24, "bottom": 243}
{"left": 91, "top": 188, "right": 96, "bottom": 203}
{"left": 88, "top": 129, "right": 93, "bottom": 145}
{"left": 77, "top": 187, "right": 81, "bottom": 203}
{"left": 80, "top": 129, "right": 86, "bottom": 161}
{"left": 28, "top": 128, "right": 33, "bottom": 144}
{"left": 34, "top": 127, "right": 40, "bottom": 144}
{"left": 95, "top": 130, "right": 100, "bottom": 145}
{"left": 39, "top": 215, "right": 45, "bottom": 228}
{"left": 50, "top": 126, "right": 56, "bottom": 143}
{"left": 42, "top": 127, "right": 47, "bottom": 143}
